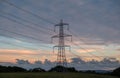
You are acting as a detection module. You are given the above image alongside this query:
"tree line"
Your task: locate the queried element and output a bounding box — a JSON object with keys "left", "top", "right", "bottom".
{"left": 0, "top": 65, "right": 120, "bottom": 77}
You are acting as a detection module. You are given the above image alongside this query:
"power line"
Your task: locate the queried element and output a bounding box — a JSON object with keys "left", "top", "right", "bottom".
{"left": 0, "top": 14, "right": 53, "bottom": 35}
{"left": 0, "top": 29, "right": 52, "bottom": 49}
{"left": 0, "top": 24, "right": 109, "bottom": 59}
{"left": 0, "top": 11, "right": 53, "bottom": 32}
{"left": 0, "top": 28, "right": 48, "bottom": 43}
{"left": 69, "top": 48, "right": 116, "bottom": 59}
{"left": 1, "top": 0, "right": 113, "bottom": 60}
{"left": 0, "top": 13, "right": 105, "bottom": 59}
{"left": 2, "top": 0, "right": 55, "bottom": 24}
{"left": 74, "top": 43, "right": 102, "bottom": 59}
{"left": 68, "top": 30, "right": 106, "bottom": 57}
{"left": 0, "top": 36, "right": 52, "bottom": 50}
{"left": 0, "top": 41, "right": 53, "bottom": 57}
{"left": 0, "top": 40, "right": 37, "bottom": 50}
{"left": 65, "top": 38, "right": 102, "bottom": 59}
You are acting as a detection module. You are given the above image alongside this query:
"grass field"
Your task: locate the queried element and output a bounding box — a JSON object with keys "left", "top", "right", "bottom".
{"left": 0, "top": 72, "right": 119, "bottom": 78}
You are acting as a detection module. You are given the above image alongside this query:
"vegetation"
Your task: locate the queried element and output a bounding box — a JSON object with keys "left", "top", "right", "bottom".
{"left": 48, "top": 66, "right": 77, "bottom": 72}
{"left": 0, "top": 72, "right": 119, "bottom": 78}
{"left": 0, "top": 65, "right": 26, "bottom": 72}
{"left": 111, "top": 67, "right": 120, "bottom": 77}
{"left": 29, "top": 68, "right": 46, "bottom": 72}
{"left": 0, "top": 65, "right": 120, "bottom": 78}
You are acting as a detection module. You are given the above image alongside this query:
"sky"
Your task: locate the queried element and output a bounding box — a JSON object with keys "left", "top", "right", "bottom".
{"left": 0, "top": 0, "right": 120, "bottom": 70}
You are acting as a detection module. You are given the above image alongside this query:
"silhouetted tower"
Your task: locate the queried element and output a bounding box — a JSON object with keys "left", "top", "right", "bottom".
{"left": 52, "top": 20, "right": 72, "bottom": 67}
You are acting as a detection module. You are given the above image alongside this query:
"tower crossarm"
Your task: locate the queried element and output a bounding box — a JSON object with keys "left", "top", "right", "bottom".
{"left": 53, "top": 45, "right": 71, "bottom": 53}
{"left": 51, "top": 19, "right": 72, "bottom": 67}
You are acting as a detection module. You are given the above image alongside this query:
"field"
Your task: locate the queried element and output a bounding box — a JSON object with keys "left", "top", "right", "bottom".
{"left": 0, "top": 72, "right": 119, "bottom": 78}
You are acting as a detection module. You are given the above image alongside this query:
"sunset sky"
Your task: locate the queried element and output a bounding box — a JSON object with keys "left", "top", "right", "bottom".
{"left": 0, "top": 0, "right": 120, "bottom": 64}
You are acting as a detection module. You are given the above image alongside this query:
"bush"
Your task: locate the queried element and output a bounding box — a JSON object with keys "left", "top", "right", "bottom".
{"left": 0, "top": 65, "right": 27, "bottom": 72}
{"left": 29, "top": 68, "right": 46, "bottom": 72}
{"left": 48, "top": 66, "right": 77, "bottom": 72}
{"left": 112, "top": 67, "right": 120, "bottom": 77}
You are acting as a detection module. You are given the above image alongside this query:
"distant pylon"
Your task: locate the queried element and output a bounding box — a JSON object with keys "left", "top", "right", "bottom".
{"left": 52, "top": 19, "right": 72, "bottom": 67}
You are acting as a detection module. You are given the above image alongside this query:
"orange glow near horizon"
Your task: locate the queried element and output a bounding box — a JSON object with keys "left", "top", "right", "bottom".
{"left": 0, "top": 49, "right": 58, "bottom": 63}
{"left": 0, "top": 49, "right": 39, "bottom": 55}
{"left": 0, "top": 48, "right": 119, "bottom": 63}
{"left": 76, "top": 49, "right": 95, "bottom": 53}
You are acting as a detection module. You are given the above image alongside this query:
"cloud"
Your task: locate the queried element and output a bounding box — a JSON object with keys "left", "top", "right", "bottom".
{"left": 70, "top": 58, "right": 86, "bottom": 64}
{"left": 0, "top": 49, "right": 57, "bottom": 63}
{"left": 116, "top": 48, "right": 120, "bottom": 51}
{"left": 34, "top": 60, "right": 42, "bottom": 64}
{"left": 69, "top": 57, "right": 120, "bottom": 70}
{"left": 0, "top": 0, "right": 120, "bottom": 45}
{"left": 0, "top": 0, "right": 120, "bottom": 69}
{"left": 0, "top": 49, "right": 38, "bottom": 55}
{"left": 16, "top": 59, "right": 30, "bottom": 64}
{"left": 76, "top": 49, "right": 95, "bottom": 53}
{"left": 0, "top": 58, "right": 119, "bottom": 70}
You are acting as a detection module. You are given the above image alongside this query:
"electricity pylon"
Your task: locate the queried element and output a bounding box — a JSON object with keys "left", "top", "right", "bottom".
{"left": 52, "top": 20, "right": 72, "bottom": 67}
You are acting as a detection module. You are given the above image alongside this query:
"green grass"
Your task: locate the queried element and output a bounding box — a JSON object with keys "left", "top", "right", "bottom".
{"left": 0, "top": 72, "right": 119, "bottom": 78}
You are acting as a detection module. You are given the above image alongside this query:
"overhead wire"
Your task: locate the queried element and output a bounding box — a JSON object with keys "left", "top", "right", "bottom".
{"left": 66, "top": 30, "right": 115, "bottom": 59}
{"left": 0, "top": 11, "right": 53, "bottom": 32}
{"left": 0, "top": 14, "right": 53, "bottom": 35}
{"left": 2, "top": 0, "right": 55, "bottom": 24}
{"left": 1, "top": 0, "right": 113, "bottom": 60}
{"left": 0, "top": 40, "right": 37, "bottom": 50}
{"left": 0, "top": 14, "right": 56, "bottom": 49}
{"left": 0, "top": 28, "right": 52, "bottom": 48}
{"left": 0, "top": 3, "right": 56, "bottom": 52}
{"left": 0, "top": 13, "right": 104, "bottom": 59}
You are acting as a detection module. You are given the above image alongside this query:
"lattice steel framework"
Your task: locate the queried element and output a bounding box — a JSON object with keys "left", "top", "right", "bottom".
{"left": 52, "top": 20, "right": 72, "bottom": 67}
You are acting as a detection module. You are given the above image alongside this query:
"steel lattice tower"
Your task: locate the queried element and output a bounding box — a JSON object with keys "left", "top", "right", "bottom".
{"left": 52, "top": 20, "right": 72, "bottom": 67}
